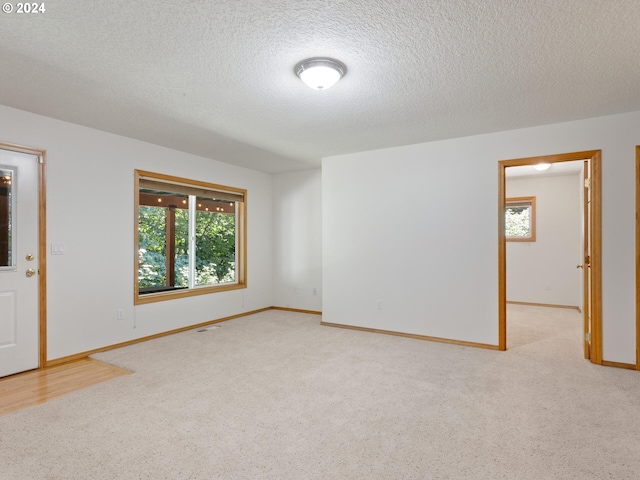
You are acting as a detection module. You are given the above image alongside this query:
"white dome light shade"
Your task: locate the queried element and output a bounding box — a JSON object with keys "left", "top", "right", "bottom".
{"left": 295, "top": 58, "right": 346, "bottom": 90}
{"left": 300, "top": 66, "right": 341, "bottom": 90}
{"left": 533, "top": 163, "right": 551, "bottom": 171}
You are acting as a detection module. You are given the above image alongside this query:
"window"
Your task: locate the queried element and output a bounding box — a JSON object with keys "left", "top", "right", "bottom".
{"left": 505, "top": 196, "right": 536, "bottom": 242}
{"left": 135, "top": 170, "right": 246, "bottom": 304}
{"left": 0, "top": 168, "right": 14, "bottom": 268}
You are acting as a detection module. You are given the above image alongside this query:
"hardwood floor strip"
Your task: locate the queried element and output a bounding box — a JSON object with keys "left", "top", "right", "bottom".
{"left": 0, "top": 358, "right": 131, "bottom": 416}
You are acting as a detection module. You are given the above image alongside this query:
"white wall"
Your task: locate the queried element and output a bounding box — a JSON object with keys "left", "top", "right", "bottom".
{"left": 0, "top": 105, "right": 273, "bottom": 360}
{"left": 506, "top": 173, "right": 582, "bottom": 307}
{"left": 3, "top": 103, "right": 636, "bottom": 365}
{"left": 323, "top": 111, "right": 638, "bottom": 363}
{"left": 272, "top": 169, "right": 322, "bottom": 311}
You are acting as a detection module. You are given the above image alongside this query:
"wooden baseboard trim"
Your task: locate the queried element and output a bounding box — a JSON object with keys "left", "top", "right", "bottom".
{"left": 44, "top": 306, "right": 634, "bottom": 371}
{"left": 507, "top": 301, "right": 581, "bottom": 311}
{"left": 271, "top": 306, "right": 322, "bottom": 315}
{"left": 45, "top": 307, "right": 272, "bottom": 367}
{"left": 320, "top": 321, "right": 499, "bottom": 351}
{"left": 601, "top": 360, "right": 637, "bottom": 371}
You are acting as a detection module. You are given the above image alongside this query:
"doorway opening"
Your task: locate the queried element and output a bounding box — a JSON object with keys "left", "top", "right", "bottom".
{"left": 498, "top": 150, "right": 602, "bottom": 364}
{"left": 0, "top": 142, "right": 47, "bottom": 375}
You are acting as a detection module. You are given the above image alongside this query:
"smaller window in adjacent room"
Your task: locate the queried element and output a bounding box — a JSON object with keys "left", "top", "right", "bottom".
{"left": 135, "top": 170, "right": 246, "bottom": 304}
{"left": 505, "top": 196, "right": 536, "bottom": 242}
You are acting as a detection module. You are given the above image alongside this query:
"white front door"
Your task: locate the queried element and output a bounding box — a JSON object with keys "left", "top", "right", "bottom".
{"left": 0, "top": 148, "right": 40, "bottom": 378}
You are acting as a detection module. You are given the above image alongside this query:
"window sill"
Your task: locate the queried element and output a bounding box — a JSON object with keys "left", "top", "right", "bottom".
{"left": 135, "top": 282, "right": 246, "bottom": 305}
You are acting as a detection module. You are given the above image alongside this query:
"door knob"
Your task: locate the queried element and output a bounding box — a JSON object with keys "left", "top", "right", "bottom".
{"left": 26, "top": 268, "right": 36, "bottom": 278}
{"left": 576, "top": 264, "right": 584, "bottom": 269}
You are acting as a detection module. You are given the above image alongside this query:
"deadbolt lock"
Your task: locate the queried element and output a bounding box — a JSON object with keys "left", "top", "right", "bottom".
{"left": 26, "top": 254, "right": 34, "bottom": 261}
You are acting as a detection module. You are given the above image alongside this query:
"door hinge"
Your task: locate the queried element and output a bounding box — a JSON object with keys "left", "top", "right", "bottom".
{"left": 584, "top": 178, "right": 591, "bottom": 189}
{"left": 585, "top": 332, "right": 591, "bottom": 342}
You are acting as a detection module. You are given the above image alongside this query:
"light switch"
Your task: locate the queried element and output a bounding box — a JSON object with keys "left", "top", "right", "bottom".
{"left": 51, "top": 242, "right": 65, "bottom": 255}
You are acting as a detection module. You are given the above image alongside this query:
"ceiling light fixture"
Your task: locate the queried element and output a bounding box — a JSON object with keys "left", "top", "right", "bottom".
{"left": 533, "top": 163, "right": 551, "bottom": 171}
{"left": 295, "top": 57, "right": 346, "bottom": 90}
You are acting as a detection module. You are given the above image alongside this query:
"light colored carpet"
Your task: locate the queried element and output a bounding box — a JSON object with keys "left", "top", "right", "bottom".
{"left": 1, "top": 306, "right": 639, "bottom": 479}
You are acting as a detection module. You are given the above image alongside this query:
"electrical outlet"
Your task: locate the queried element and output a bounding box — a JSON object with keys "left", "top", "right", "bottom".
{"left": 312, "top": 288, "right": 317, "bottom": 295}
{"left": 117, "top": 308, "right": 125, "bottom": 320}
{"left": 545, "top": 283, "right": 551, "bottom": 291}
{"left": 377, "top": 300, "right": 383, "bottom": 310}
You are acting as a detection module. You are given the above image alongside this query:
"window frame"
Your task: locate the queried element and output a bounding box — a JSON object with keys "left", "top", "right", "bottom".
{"left": 134, "top": 170, "right": 247, "bottom": 305}
{"left": 505, "top": 196, "right": 536, "bottom": 242}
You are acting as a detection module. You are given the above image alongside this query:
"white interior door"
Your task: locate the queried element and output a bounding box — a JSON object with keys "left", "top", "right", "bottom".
{"left": 0, "top": 149, "right": 39, "bottom": 378}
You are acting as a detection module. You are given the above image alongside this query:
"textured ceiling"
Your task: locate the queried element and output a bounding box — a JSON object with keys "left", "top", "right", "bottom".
{"left": 2, "top": 1, "right": 640, "bottom": 173}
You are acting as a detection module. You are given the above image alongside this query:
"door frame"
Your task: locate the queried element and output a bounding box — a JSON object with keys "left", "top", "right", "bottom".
{"left": 498, "top": 150, "right": 602, "bottom": 364}
{"left": 0, "top": 141, "right": 47, "bottom": 368}
{"left": 636, "top": 146, "right": 640, "bottom": 370}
